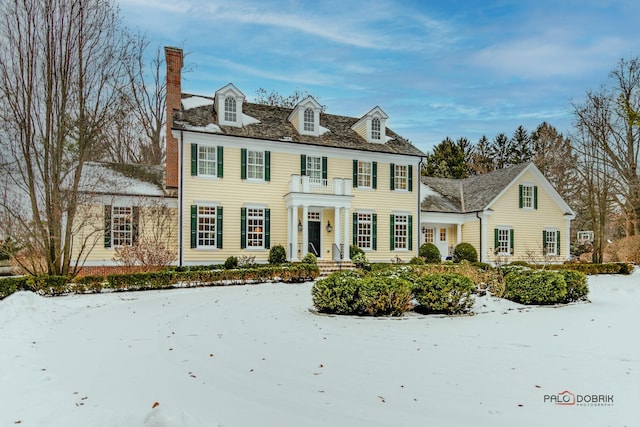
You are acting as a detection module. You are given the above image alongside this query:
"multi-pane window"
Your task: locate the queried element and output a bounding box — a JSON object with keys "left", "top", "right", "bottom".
{"left": 197, "top": 206, "right": 217, "bottom": 248}
{"left": 394, "top": 215, "right": 408, "bottom": 249}
{"left": 303, "top": 108, "right": 314, "bottom": 132}
{"left": 358, "top": 161, "right": 372, "bottom": 188}
{"left": 394, "top": 165, "right": 408, "bottom": 190}
{"left": 247, "top": 208, "right": 265, "bottom": 248}
{"left": 224, "top": 97, "right": 236, "bottom": 122}
{"left": 307, "top": 156, "right": 322, "bottom": 184}
{"left": 198, "top": 145, "right": 217, "bottom": 176}
{"left": 112, "top": 206, "right": 133, "bottom": 247}
{"left": 247, "top": 150, "right": 264, "bottom": 180}
{"left": 371, "top": 118, "right": 381, "bottom": 140}
{"left": 544, "top": 230, "right": 558, "bottom": 256}
{"left": 357, "top": 213, "right": 372, "bottom": 250}
{"left": 424, "top": 228, "right": 434, "bottom": 243}
{"left": 497, "top": 228, "right": 511, "bottom": 255}
{"left": 521, "top": 184, "right": 534, "bottom": 209}
{"left": 439, "top": 228, "right": 447, "bottom": 242}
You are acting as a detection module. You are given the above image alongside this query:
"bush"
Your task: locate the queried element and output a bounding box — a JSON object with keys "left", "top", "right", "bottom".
{"left": 350, "top": 245, "right": 364, "bottom": 259}
{"left": 503, "top": 270, "right": 567, "bottom": 305}
{"left": 409, "top": 256, "right": 426, "bottom": 265}
{"left": 71, "top": 275, "right": 106, "bottom": 293}
{"left": 268, "top": 245, "right": 287, "bottom": 264}
{"left": 358, "top": 274, "right": 413, "bottom": 316}
{"left": 312, "top": 270, "right": 365, "bottom": 315}
{"left": 27, "top": 275, "right": 70, "bottom": 296}
{"left": 412, "top": 273, "right": 475, "bottom": 314}
{"left": 301, "top": 253, "right": 317, "bottom": 264}
{"left": 224, "top": 256, "right": 239, "bottom": 270}
{"left": 558, "top": 270, "right": 589, "bottom": 303}
{"left": 419, "top": 243, "right": 441, "bottom": 263}
{"left": 453, "top": 243, "right": 478, "bottom": 263}
{"left": 0, "top": 276, "right": 29, "bottom": 299}
{"left": 352, "top": 252, "right": 371, "bottom": 271}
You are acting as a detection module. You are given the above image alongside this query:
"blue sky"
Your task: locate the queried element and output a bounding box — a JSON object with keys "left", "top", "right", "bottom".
{"left": 119, "top": 0, "right": 640, "bottom": 154}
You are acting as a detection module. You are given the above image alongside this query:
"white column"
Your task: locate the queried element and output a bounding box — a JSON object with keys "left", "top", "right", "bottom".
{"left": 302, "top": 205, "right": 309, "bottom": 257}
{"left": 457, "top": 223, "right": 462, "bottom": 244}
{"left": 333, "top": 207, "right": 341, "bottom": 260}
{"left": 291, "top": 206, "right": 299, "bottom": 261}
{"left": 480, "top": 213, "right": 488, "bottom": 263}
{"left": 564, "top": 216, "right": 573, "bottom": 261}
{"left": 343, "top": 207, "right": 350, "bottom": 261}
{"left": 287, "top": 207, "right": 292, "bottom": 261}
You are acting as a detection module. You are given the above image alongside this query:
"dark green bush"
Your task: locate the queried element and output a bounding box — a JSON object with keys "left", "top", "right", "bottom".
{"left": 27, "top": 275, "right": 70, "bottom": 296}
{"left": 224, "top": 256, "right": 239, "bottom": 270}
{"left": 453, "top": 242, "right": 478, "bottom": 263}
{"left": 412, "top": 273, "right": 475, "bottom": 314}
{"left": 350, "top": 244, "right": 364, "bottom": 259}
{"left": 71, "top": 275, "right": 106, "bottom": 293}
{"left": 503, "top": 270, "right": 567, "bottom": 305}
{"left": 358, "top": 274, "right": 413, "bottom": 316}
{"left": 419, "top": 243, "right": 441, "bottom": 263}
{"left": 106, "top": 271, "right": 174, "bottom": 291}
{"left": 301, "top": 253, "right": 317, "bottom": 264}
{"left": 409, "top": 256, "right": 426, "bottom": 265}
{"left": 0, "top": 276, "right": 29, "bottom": 299}
{"left": 471, "top": 262, "right": 492, "bottom": 271}
{"left": 312, "top": 270, "right": 365, "bottom": 315}
{"left": 268, "top": 245, "right": 287, "bottom": 264}
{"left": 558, "top": 270, "right": 589, "bottom": 303}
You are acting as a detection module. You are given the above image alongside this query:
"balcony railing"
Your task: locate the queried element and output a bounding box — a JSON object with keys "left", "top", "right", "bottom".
{"left": 289, "top": 175, "right": 352, "bottom": 196}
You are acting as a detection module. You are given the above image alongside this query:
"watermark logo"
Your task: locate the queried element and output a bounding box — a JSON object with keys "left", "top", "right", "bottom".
{"left": 543, "top": 390, "right": 614, "bottom": 407}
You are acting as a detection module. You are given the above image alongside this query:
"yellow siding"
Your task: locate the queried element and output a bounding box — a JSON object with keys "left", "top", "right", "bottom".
{"left": 352, "top": 121, "right": 367, "bottom": 141}
{"left": 461, "top": 220, "right": 480, "bottom": 254}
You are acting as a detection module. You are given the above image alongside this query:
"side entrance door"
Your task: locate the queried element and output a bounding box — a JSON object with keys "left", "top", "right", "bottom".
{"left": 308, "top": 221, "right": 321, "bottom": 256}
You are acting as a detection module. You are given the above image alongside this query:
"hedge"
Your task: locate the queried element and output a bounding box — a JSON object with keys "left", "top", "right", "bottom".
{"left": 0, "top": 276, "right": 30, "bottom": 300}
{"left": 412, "top": 273, "right": 475, "bottom": 314}
{"left": 507, "top": 262, "right": 633, "bottom": 275}
{"left": 503, "top": 270, "right": 567, "bottom": 305}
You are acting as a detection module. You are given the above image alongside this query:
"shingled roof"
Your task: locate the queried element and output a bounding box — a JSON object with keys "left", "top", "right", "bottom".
{"left": 172, "top": 94, "right": 426, "bottom": 157}
{"left": 421, "top": 162, "right": 530, "bottom": 213}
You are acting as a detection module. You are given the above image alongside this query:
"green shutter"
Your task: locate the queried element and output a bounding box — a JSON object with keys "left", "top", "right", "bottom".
{"left": 390, "top": 163, "right": 395, "bottom": 190}
{"left": 301, "top": 154, "right": 307, "bottom": 176}
{"left": 510, "top": 229, "right": 514, "bottom": 254}
{"left": 494, "top": 228, "right": 498, "bottom": 250}
{"left": 352, "top": 212, "right": 358, "bottom": 245}
{"left": 557, "top": 231, "right": 561, "bottom": 255}
{"left": 241, "top": 148, "right": 247, "bottom": 180}
{"left": 353, "top": 160, "right": 358, "bottom": 187}
{"left": 264, "top": 208, "right": 271, "bottom": 248}
{"left": 190, "top": 205, "right": 197, "bottom": 249}
{"left": 265, "top": 151, "right": 271, "bottom": 182}
{"left": 372, "top": 161, "right": 377, "bottom": 189}
{"left": 408, "top": 215, "right": 413, "bottom": 250}
{"left": 217, "top": 146, "right": 224, "bottom": 178}
{"left": 390, "top": 215, "right": 395, "bottom": 250}
{"left": 519, "top": 185, "right": 523, "bottom": 208}
{"left": 408, "top": 165, "right": 413, "bottom": 192}
{"left": 542, "top": 230, "right": 547, "bottom": 253}
{"left": 372, "top": 214, "right": 377, "bottom": 250}
{"left": 191, "top": 144, "right": 198, "bottom": 176}
{"left": 240, "top": 207, "right": 247, "bottom": 249}
{"left": 534, "top": 186, "right": 538, "bottom": 209}
{"left": 216, "top": 207, "right": 223, "bottom": 249}
{"left": 132, "top": 206, "right": 140, "bottom": 244}
{"left": 104, "top": 205, "right": 112, "bottom": 248}
{"left": 322, "top": 156, "right": 328, "bottom": 181}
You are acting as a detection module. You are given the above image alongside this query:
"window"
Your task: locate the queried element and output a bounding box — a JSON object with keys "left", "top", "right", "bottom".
{"left": 197, "top": 206, "right": 217, "bottom": 248}
{"left": 577, "top": 231, "right": 593, "bottom": 242}
{"left": 371, "top": 118, "right": 381, "bottom": 140}
{"left": 247, "top": 150, "right": 264, "bottom": 180}
{"left": 357, "top": 213, "right": 373, "bottom": 250}
{"left": 112, "top": 206, "right": 133, "bottom": 247}
{"left": 247, "top": 208, "right": 265, "bottom": 248}
{"left": 224, "top": 97, "right": 236, "bottom": 122}
{"left": 198, "top": 146, "right": 217, "bottom": 176}
{"left": 495, "top": 228, "right": 513, "bottom": 255}
{"left": 439, "top": 228, "right": 447, "bottom": 242}
{"left": 306, "top": 156, "right": 322, "bottom": 184}
{"left": 394, "top": 164, "right": 408, "bottom": 190}
{"left": 394, "top": 215, "right": 408, "bottom": 249}
{"left": 424, "top": 228, "right": 434, "bottom": 243}
{"left": 544, "top": 230, "right": 559, "bottom": 256}
{"left": 520, "top": 184, "right": 537, "bottom": 209}
{"left": 358, "top": 161, "right": 372, "bottom": 188}
{"left": 303, "top": 108, "right": 314, "bottom": 132}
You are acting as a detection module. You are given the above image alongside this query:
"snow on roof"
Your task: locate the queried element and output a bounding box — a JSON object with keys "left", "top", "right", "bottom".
{"left": 242, "top": 113, "right": 260, "bottom": 126}
{"left": 177, "top": 123, "right": 223, "bottom": 133}
{"left": 79, "top": 162, "right": 164, "bottom": 197}
{"left": 181, "top": 96, "right": 213, "bottom": 110}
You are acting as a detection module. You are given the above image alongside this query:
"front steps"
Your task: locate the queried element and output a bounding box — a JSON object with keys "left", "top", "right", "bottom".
{"left": 317, "top": 260, "right": 355, "bottom": 277}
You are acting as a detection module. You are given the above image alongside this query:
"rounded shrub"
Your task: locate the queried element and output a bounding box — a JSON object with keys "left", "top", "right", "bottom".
{"left": 412, "top": 273, "right": 475, "bottom": 314}
{"left": 350, "top": 244, "right": 364, "bottom": 259}
{"left": 311, "top": 270, "right": 365, "bottom": 315}
{"left": 224, "top": 256, "right": 238, "bottom": 270}
{"left": 268, "top": 245, "right": 287, "bottom": 264}
{"left": 358, "top": 274, "right": 414, "bottom": 316}
{"left": 419, "top": 243, "right": 441, "bottom": 263}
{"left": 409, "top": 256, "right": 426, "bottom": 265}
{"left": 301, "top": 252, "right": 317, "bottom": 264}
{"left": 558, "top": 269, "right": 588, "bottom": 303}
{"left": 503, "top": 270, "right": 567, "bottom": 305}
{"left": 453, "top": 242, "right": 478, "bottom": 263}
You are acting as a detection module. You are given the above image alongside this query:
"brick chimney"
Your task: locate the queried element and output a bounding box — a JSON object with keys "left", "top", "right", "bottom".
{"left": 164, "top": 47, "right": 183, "bottom": 189}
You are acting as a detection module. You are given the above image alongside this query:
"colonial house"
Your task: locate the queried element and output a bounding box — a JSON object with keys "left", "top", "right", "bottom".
{"left": 164, "top": 47, "right": 426, "bottom": 265}
{"left": 420, "top": 162, "right": 575, "bottom": 263}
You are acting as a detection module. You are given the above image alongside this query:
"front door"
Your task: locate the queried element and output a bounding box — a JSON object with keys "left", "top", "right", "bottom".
{"left": 308, "top": 221, "right": 321, "bottom": 256}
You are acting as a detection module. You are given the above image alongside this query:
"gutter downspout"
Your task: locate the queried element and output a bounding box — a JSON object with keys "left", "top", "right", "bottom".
{"left": 417, "top": 156, "right": 426, "bottom": 254}
{"left": 178, "top": 130, "right": 184, "bottom": 267}
{"left": 476, "top": 211, "right": 483, "bottom": 263}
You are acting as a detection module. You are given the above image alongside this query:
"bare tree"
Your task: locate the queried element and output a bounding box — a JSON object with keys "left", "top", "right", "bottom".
{"left": 0, "top": 0, "right": 139, "bottom": 276}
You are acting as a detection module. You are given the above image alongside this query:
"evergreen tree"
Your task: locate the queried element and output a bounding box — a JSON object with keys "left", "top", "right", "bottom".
{"left": 510, "top": 125, "right": 534, "bottom": 164}
{"left": 423, "top": 137, "right": 469, "bottom": 178}
{"left": 489, "top": 133, "right": 513, "bottom": 170}
{"left": 469, "top": 135, "right": 495, "bottom": 174}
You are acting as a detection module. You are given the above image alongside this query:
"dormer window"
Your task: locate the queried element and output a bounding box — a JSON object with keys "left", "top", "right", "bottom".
{"left": 304, "top": 108, "right": 315, "bottom": 132}
{"left": 351, "top": 106, "right": 388, "bottom": 143}
{"left": 215, "top": 83, "right": 245, "bottom": 127}
{"left": 224, "top": 97, "right": 237, "bottom": 122}
{"left": 288, "top": 96, "right": 322, "bottom": 137}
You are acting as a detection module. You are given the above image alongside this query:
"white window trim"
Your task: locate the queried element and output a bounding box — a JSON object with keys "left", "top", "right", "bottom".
{"left": 196, "top": 205, "right": 218, "bottom": 249}
{"left": 394, "top": 164, "right": 409, "bottom": 192}
{"left": 544, "top": 228, "right": 559, "bottom": 256}
{"left": 357, "top": 161, "right": 372, "bottom": 189}
{"left": 356, "top": 212, "right": 373, "bottom": 251}
{"left": 197, "top": 145, "right": 217, "bottom": 177}
{"left": 521, "top": 183, "right": 535, "bottom": 210}
{"left": 393, "top": 214, "right": 409, "bottom": 251}
{"left": 246, "top": 150, "right": 265, "bottom": 181}
{"left": 246, "top": 207, "right": 266, "bottom": 250}
{"left": 112, "top": 206, "right": 133, "bottom": 247}
{"left": 496, "top": 226, "right": 512, "bottom": 256}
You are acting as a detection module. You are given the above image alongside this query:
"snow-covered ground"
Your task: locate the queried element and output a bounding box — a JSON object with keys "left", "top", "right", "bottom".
{"left": 1, "top": 271, "right": 638, "bottom": 427}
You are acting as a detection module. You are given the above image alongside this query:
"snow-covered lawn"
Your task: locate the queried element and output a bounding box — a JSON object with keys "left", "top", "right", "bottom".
{"left": 1, "top": 271, "right": 638, "bottom": 427}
